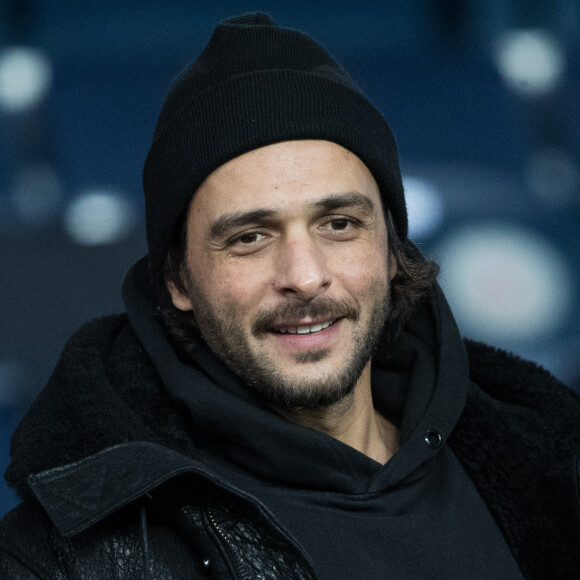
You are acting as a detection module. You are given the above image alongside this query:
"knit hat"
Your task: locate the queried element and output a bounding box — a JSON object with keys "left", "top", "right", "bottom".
{"left": 143, "top": 12, "right": 407, "bottom": 286}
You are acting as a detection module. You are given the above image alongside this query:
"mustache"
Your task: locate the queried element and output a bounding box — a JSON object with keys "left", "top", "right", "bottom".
{"left": 252, "top": 297, "right": 360, "bottom": 334}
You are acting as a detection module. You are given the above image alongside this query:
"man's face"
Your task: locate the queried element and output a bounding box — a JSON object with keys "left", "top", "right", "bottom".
{"left": 168, "top": 140, "right": 394, "bottom": 410}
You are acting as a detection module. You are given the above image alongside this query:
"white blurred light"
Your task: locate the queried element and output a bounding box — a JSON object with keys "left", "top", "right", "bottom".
{"left": 403, "top": 176, "right": 444, "bottom": 240}
{"left": 64, "top": 189, "right": 135, "bottom": 245}
{"left": 0, "top": 47, "right": 53, "bottom": 112}
{"left": 12, "top": 164, "right": 64, "bottom": 225}
{"left": 526, "top": 148, "right": 578, "bottom": 205}
{"left": 436, "top": 222, "right": 572, "bottom": 343}
{"left": 494, "top": 29, "right": 565, "bottom": 97}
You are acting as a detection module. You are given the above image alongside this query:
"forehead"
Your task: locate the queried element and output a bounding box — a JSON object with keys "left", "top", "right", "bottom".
{"left": 188, "top": 140, "right": 382, "bottom": 219}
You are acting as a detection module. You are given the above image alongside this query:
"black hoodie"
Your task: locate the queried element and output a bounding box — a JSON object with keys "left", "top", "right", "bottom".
{"left": 122, "top": 257, "right": 526, "bottom": 579}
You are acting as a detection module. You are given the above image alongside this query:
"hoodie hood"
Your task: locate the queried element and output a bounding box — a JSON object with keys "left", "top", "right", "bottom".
{"left": 121, "top": 256, "right": 469, "bottom": 495}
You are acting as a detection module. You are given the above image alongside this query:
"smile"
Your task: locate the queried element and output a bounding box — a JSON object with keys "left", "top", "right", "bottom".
{"left": 276, "top": 320, "right": 335, "bottom": 335}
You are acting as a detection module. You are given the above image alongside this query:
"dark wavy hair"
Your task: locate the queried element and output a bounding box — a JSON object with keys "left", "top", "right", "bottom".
{"left": 157, "top": 208, "right": 439, "bottom": 357}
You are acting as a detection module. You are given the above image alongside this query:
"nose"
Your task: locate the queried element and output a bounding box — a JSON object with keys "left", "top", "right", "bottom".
{"left": 274, "top": 234, "right": 331, "bottom": 301}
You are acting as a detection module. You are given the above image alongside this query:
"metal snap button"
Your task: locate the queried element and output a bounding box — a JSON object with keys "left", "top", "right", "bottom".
{"left": 424, "top": 429, "right": 443, "bottom": 449}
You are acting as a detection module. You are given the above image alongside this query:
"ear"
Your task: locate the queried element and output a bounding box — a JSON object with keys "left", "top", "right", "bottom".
{"left": 166, "top": 280, "right": 194, "bottom": 312}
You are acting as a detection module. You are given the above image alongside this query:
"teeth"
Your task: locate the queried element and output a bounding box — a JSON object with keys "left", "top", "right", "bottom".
{"left": 278, "top": 321, "right": 333, "bottom": 335}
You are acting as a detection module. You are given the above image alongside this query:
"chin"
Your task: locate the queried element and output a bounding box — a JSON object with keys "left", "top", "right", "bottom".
{"left": 240, "top": 358, "right": 366, "bottom": 411}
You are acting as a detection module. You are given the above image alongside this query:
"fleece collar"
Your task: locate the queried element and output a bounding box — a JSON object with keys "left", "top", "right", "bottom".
{"left": 4, "top": 313, "right": 201, "bottom": 499}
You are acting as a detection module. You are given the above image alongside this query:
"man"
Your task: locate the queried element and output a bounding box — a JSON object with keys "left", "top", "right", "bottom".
{"left": 1, "top": 13, "right": 579, "bottom": 580}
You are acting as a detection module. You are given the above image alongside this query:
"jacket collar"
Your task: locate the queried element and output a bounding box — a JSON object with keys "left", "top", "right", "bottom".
{"left": 27, "top": 441, "right": 213, "bottom": 537}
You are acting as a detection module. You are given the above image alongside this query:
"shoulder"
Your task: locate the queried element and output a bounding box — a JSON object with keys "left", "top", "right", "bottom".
{"left": 460, "top": 339, "right": 580, "bottom": 447}
{"left": 457, "top": 338, "right": 580, "bottom": 485}
{"left": 56, "top": 313, "right": 138, "bottom": 365}
{"left": 455, "top": 340, "right": 580, "bottom": 577}
{"left": 463, "top": 338, "right": 580, "bottom": 413}
{"left": 5, "top": 313, "right": 195, "bottom": 500}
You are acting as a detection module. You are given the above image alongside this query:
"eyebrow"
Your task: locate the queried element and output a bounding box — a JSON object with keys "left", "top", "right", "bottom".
{"left": 312, "top": 191, "right": 375, "bottom": 214}
{"left": 208, "top": 191, "right": 376, "bottom": 242}
{"left": 209, "top": 209, "right": 277, "bottom": 241}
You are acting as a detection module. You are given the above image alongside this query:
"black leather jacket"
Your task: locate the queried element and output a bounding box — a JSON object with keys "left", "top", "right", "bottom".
{"left": 1, "top": 441, "right": 316, "bottom": 579}
{"left": 1, "top": 316, "right": 579, "bottom": 579}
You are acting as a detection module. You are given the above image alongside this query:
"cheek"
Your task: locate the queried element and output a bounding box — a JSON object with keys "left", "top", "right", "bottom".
{"left": 192, "top": 256, "right": 269, "bottom": 312}
{"left": 331, "top": 242, "right": 389, "bottom": 290}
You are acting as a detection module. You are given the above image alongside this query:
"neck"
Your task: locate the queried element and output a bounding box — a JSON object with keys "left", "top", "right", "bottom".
{"left": 274, "top": 364, "right": 398, "bottom": 465}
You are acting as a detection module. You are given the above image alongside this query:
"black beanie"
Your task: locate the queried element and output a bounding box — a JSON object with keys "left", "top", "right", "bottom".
{"left": 143, "top": 12, "right": 407, "bottom": 285}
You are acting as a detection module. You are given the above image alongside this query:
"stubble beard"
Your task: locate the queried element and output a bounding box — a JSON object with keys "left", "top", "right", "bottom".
{"left": 183, "top": 272, "right": 390, "bottom": 411}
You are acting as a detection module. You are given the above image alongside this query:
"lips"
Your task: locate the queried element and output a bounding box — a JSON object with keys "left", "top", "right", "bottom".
{"left": 275, "top": 320, "right": 335, "bottom": 335}
{"left": 252, "top": 297, "right": 360, "bottom": 336}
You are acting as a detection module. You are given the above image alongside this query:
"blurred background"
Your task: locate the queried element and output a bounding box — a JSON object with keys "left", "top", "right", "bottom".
{"left": 0, "top": 0, "right": 578, "bottom": 516}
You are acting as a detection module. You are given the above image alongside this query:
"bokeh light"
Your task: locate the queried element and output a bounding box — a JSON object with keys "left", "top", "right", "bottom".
{"left": 64, "top": 189, "right": 136, "bottom": 245}
{"left": 403, "top": 176, "right": 445, "bottom": 240}
{"left": 0, "top": 47, "right": 53, "bottom": 113}
{"left": 494, "top": 29, "right": 565, "bottom": 97}
{"left": 436, "top": 222, "right": 573, "bottom": 344}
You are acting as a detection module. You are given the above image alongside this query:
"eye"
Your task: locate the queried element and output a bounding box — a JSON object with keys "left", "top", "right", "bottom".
{"left": 227, "top": 230, "right": 270, "bottom": 254}
{"left": 321, "top": 217, "right": 359, "bottom": 233}
{"left": 236, "top": 232, "right": 265, "bottom": 244}
{"left": 327, "top": 219, "right": 350, "bottom": 231}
